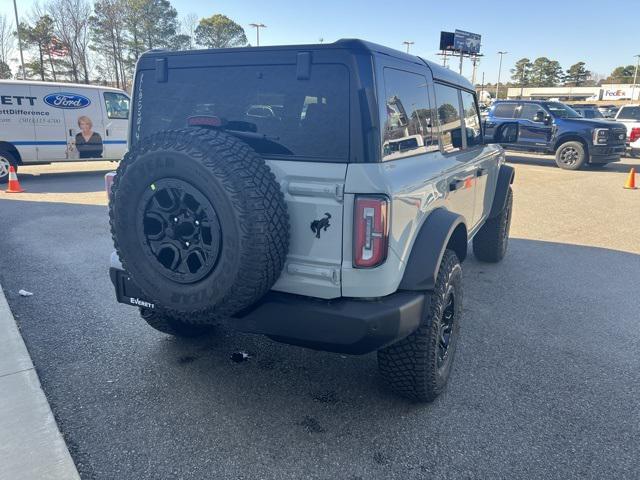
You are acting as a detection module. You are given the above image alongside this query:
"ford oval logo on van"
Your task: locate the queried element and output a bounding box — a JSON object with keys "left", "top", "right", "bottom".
{"left": 43, "top": 92, "right": 91, "bottom": 109}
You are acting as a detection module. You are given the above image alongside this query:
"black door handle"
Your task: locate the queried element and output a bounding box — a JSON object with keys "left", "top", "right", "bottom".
{"left": 106, "top": 128, "right": 110, "bottom": 137}
{"left": 69, "top": 129, "right": 73, "bottom": 136}
{"left": 477, "top": 168, "right": 489, "bottom": 177}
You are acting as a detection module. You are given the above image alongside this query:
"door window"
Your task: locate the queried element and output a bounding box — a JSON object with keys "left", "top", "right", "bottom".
{"left": 519, "top": 103, "right": 546, "bottom": 122}
{"left": 381, "top": 68, "right": 437, "bottom": 160}
{"left": 492, "top": 103, "right": 518, "bottom": 118}
{"left": 434, "top": 83, "right": 463, "bottom": 153}
{"left": 104, "top": 92, "right": 130, "bottom": 119}
{"left": 460, "top": 90, "right": 482, "bottom": 147}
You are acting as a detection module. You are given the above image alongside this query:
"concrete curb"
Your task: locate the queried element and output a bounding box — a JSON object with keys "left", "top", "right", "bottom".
{"left": 0, "top": 283, "right": 80, "bottom": 480}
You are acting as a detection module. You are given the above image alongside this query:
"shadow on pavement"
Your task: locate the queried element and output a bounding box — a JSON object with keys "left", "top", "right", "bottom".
{"left": 506, "top": 152, "right": 638, "bottom": 173}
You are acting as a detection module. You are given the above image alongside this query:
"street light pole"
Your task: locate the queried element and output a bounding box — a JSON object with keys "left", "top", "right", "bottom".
{"left": 402, "top": 41, "right": 414, "bottom": 53}
{"left": 12, "top": 0, "right": 26, "bottom": 79}
{"left": 249, "top": 23, "right": 266, "bottom": 47}
{"left": 496, "top": 51, "right": 507, "bottom": 100}
{"left": 631, "top": 54, "right": 640, "bottom": 103}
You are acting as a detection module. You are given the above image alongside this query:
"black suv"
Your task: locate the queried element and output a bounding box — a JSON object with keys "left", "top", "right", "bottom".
{"left": 485, "top": 100, "right": 626, "bottom": 169}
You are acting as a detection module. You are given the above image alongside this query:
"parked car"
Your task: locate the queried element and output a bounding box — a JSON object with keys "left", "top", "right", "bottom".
{"left": 0, "top": 80, "right": 130, "bottom": 183}
{"left": 570, "top": 104, "right": 605, "bottom": 119}
{"left": 107, "top": 39, "right": 514, "bottom": 402}
{"left": 614, "top": 104, "right": 640, "bottom": 157}
{"left": 598, "top": 105, "right": 619, "bottom": 119}
{"left": 485, "top": 100, "right": 626, "bottom": 169}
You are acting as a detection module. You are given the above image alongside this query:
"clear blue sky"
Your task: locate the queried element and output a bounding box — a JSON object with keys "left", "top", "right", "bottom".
{"left": 3, "top": 0, "right": 639, "bottom": 83}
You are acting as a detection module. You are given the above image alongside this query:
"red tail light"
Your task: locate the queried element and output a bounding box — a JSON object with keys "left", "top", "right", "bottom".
{"left": 353, "top": 196, "right": 389, "bottom": 268}
{"left": 105, "top": 171, "right": 116, "bottom": 201}
{"left": 630, "top": 128, "right": 640, "bottom": 143}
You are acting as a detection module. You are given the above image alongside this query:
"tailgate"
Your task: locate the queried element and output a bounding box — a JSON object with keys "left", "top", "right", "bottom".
{"left": 266, "top": 160, "right": 346, "bottom": 299}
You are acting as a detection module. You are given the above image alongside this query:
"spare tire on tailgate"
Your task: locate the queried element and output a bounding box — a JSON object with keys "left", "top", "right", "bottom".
{"left": 109, "top": 128, "right": 289, "bottom": 323}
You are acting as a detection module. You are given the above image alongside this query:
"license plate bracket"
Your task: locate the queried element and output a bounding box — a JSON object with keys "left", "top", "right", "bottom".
{"left": 111, "top": 269, "right": 155, "bottom": 309}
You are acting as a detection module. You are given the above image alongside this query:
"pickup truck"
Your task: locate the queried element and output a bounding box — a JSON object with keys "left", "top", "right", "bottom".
{"left": 613, "top": 104, "right": 640, "bottom": 157}
{"left": 485, "top": 100, "right": 626, "bottom": 169}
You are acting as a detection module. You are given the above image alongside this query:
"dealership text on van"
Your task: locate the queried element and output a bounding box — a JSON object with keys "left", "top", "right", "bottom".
{"left": 0, "top": 96, "right": 37, "bottom": 106}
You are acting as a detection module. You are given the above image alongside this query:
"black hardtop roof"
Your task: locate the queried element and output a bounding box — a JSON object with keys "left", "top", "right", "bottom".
{"left": 141, "top": 38, "right": 474, "bottom": 91}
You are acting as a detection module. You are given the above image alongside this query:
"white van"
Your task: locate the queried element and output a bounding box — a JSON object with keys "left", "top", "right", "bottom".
{"left": 0, "top": 80, "right": 130, "bottom": 183}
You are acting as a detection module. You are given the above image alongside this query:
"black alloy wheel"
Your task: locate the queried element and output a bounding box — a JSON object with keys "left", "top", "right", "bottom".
{"left": 139, "top": 178, "right": 222, "bottom": 284}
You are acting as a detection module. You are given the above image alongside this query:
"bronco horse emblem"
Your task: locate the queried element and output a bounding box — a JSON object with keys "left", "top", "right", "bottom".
{"left": 310, "top": 212, "right": 332, "bottom": 238}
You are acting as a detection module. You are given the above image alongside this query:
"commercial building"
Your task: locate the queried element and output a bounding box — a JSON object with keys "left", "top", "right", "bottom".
{"left": 506, "top": 84, "right": 640, "bottom": 101}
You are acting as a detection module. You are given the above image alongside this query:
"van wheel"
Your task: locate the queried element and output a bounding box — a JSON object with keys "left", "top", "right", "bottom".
{"left": 473, "top": 187, "right": 513, "bottom": 263}
{"left": 555, "top": 141, "right": 587, "bottom": 170}
{"left": 140, "top": 308, "right": 215, "bottom": 337}
{"left": 0, "top": 151, "right": 17, "bottom": 185}
{"left": 377, "top": 250, "right": 462, "bottom": 402}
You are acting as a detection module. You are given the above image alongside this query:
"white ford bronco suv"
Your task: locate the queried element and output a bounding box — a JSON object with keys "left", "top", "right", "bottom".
{"left": 108, "top": 40, "right": 514, "bottom": 402}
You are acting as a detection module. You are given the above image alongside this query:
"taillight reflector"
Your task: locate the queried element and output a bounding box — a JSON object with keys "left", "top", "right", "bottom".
{"left": 630, "top": 128, "right": 640, "bottom": 143}
{"left": 353, "top": 196, "right": 389, "bottom": 268}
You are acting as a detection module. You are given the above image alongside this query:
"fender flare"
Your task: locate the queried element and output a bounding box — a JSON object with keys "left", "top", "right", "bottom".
{"left": 488, "top": 164, "right": 515, "bottom": 219}
{"left": 398, "top": 209, "right": 467, "bottom": 292}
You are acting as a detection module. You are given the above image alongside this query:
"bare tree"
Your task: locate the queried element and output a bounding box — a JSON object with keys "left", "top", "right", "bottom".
{"left": 48, "top": 0, "right": 92, "bottom": 83}
{"left": 91, "top": 0, "right": 128, "bottom": 88}
{"left": 183, "top": 12, "right": 198, "bottom": 49}
{"left": 0, "top": 14, "right": 14, "bottom": 66}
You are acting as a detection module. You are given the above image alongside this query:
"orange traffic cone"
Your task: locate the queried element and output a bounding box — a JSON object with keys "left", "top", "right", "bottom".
{"left": 624, "top": 168, "right": 637, "bottom": 190}
{"left": 5, "top": 166, "right": 24, "bottom": 193}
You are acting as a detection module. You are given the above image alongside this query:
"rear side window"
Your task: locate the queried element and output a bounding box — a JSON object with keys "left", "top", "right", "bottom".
{"left": 618, "top": 106, "right": 640, "bottom": 121}
{"left": 460, "top": 90, "right": 482, "bottom": 147}
{"left": 104, "top": 92, "right": 130, "bottom": 119}
{"left": 493, "top": 103, "right": 518, "bottom": 118}
{"left": 381, "top": 68, "right": 437, "bottom": 161}
{"left": 434, "top": 83, "right": 463, "bottom": 153}
{"left": 135, "top": 64, "right": 350, "bottom": 161}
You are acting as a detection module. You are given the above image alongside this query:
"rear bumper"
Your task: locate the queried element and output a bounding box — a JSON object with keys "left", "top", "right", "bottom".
{"left": 590, "top": 144, "right": 624, "bottom": 163}
{"left": 109, "top": 258, "right": 425, "bottom": 355}
{"left": 232, "top": 291, "right": 425, "bottom": 355}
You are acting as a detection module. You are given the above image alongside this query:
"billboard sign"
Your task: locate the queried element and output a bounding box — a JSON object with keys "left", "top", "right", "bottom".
{"left": 439, "top": 31, "right": 455, "bottom": 51}
{"left": 454, "top": 30, "right": 481, "bottom": 54}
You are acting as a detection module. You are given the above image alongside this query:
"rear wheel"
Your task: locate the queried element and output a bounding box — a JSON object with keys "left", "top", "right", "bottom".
{"left": 555, "top": 141, "right": 587, "bottom": 170}
{"left": 377, "top": 250, "right": 462, "bottom": 402}
{"left": 140, "top": 308, "right": 215, "bottom": 337}
{"left": 0, "top": 151, "right": 17, "bottom": 185}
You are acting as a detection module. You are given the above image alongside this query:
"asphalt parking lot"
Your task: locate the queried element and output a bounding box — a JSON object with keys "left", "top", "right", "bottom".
{"left": 1, "top": 155, "right": 640, "bottom": 479}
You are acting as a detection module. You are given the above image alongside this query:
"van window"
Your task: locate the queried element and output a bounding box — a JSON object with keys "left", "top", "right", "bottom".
{"left": 134, "top": 64, "right": 350, "bottom": 161}
{"left": 493, "top": 103, "right": 518, "bottom": 118}
{"left": 104, "top": 92, "right": 130, "bottom": 119}
{"left": 434, "top": 83, "right": 463, "bottom": 153}
{"left": 381, "top": 68, "right": 437, "bottom": 160}
{"left": 460, "top": 90, "right": 482, "bottom": 147}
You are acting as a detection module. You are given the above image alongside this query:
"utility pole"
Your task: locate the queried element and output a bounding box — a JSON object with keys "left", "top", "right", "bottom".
{"left": 631, "top": 54, "right": 640, "bottom": 103}
{"left": 481, "top": 72, "right": 485, "bottom": 101}
{"left": 12, "top": 0, "right": 26, "bottom": 79}
{"left": 496, "top": 51, "right": 507, "bottom": 100}
{"left": 403, "top": 41, "right": 414, "bottom": 53}
{"left": 249, "top": 23, "right": 266, "bottom": 47}
{"left": 459, "top": 52, "right": 464, "bottom": 75}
